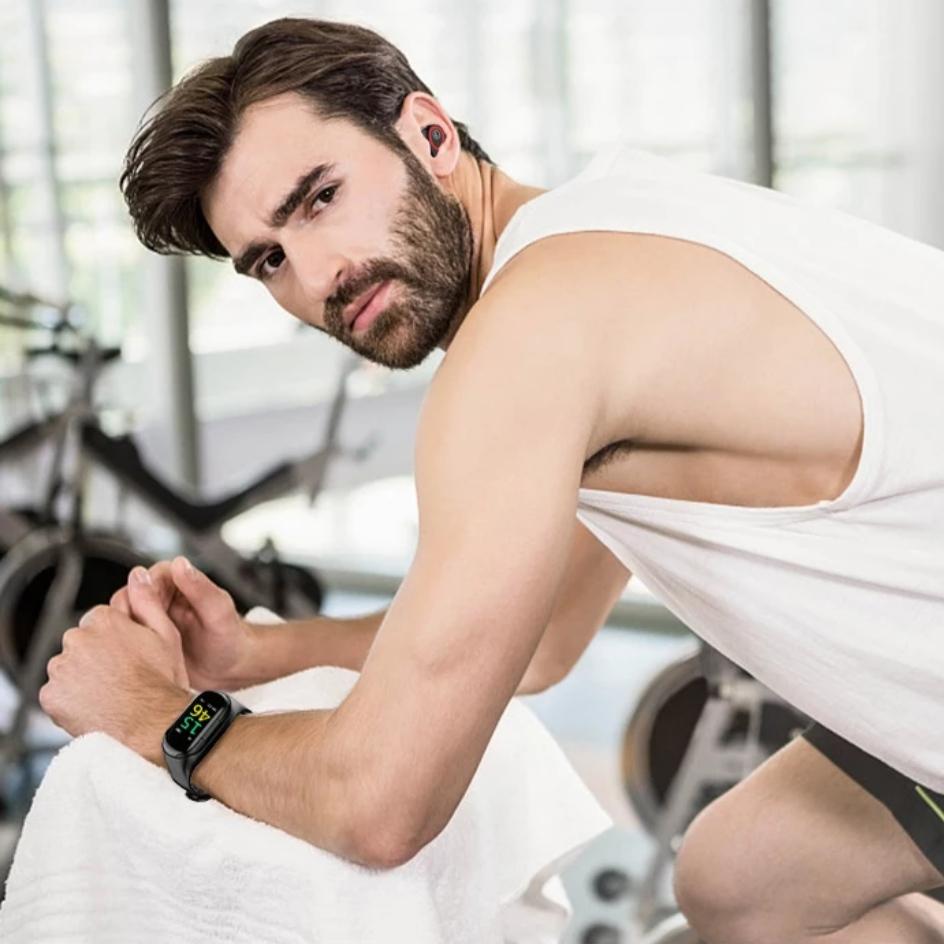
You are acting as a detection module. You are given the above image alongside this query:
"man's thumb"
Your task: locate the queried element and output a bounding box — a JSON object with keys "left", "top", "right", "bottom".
{"left": 127, "top": 566, "right": 179, "bottom": 643}
{"left": 170, "top": 556, "right": 231, "bottom": 625}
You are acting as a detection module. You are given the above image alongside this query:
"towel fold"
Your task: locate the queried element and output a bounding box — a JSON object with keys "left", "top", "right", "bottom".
{"left": 0, "top": 607, "right": 611, "bottom": 943}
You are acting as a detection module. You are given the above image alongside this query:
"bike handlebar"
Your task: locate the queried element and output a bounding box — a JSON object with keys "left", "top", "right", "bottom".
{"left": 23, "top": 345, "right": 123, "bottom": 365}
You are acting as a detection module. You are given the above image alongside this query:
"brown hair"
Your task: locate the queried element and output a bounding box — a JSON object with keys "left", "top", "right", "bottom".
{"left": 119, "top": 17, "right": 492, "bottom": 259}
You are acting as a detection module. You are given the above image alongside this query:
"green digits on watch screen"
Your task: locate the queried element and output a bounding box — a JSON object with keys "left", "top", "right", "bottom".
{"left": 164, "top": 690, "right": 228, "bottom": 752}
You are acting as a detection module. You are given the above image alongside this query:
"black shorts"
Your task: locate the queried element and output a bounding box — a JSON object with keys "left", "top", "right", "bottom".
{"left": 802, "top": 722, "right": 944, "bottom": 879}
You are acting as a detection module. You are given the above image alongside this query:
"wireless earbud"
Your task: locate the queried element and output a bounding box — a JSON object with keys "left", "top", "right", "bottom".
{"left": 421, "top": 124, "right": 445, "bottom": 157}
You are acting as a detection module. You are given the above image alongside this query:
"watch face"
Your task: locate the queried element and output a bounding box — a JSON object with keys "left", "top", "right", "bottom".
{"left": 164, "top": 691, "right": 229, "bottom": 753}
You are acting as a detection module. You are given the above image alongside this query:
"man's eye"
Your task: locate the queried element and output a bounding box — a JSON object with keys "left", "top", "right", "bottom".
{"left": 257, "top": 248, "right": 285, "bottom": 280}
{"left": 254, "top": 186, "right": 338, "bottom": 281}
{"left": 308, "top": 185, "right": 339, "bottom": 213}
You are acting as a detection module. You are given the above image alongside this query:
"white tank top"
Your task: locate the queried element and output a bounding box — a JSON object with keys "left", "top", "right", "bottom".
{"left": 480, "top": 145, "right": 944, "bottom": 789}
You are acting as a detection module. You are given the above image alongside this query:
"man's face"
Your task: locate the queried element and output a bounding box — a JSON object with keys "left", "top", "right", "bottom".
{"left": 203, "top": 93, "right": 473, "bottom": 368}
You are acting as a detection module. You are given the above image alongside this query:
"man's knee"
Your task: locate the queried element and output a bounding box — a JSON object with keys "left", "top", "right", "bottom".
{"left": 672, "top": 781, "right": 844, "bottom": 943}
{"left": 672, "top": 796, "right": 773, "bottom": 944}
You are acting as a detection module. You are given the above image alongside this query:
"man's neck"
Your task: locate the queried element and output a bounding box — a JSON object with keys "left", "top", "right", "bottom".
{"left": 439, "top": 152, "right": 546, "bottom": 349}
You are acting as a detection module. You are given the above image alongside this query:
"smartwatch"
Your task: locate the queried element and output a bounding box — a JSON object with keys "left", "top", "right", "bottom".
{"left": 162, "top": 690, "right": 252, "bottom": 801}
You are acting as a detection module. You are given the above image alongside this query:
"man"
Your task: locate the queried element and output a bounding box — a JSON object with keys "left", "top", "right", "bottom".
{"left": 39, "top": 17, "right": 944, "bottom": 942}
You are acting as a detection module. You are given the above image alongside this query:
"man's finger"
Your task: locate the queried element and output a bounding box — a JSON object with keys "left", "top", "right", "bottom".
{"left": 170, "top": 557, "right": 234, "bottom": 626}
{"left": 126, "top": 566, "right": 181, "bottom": 645}
{"left": 110, "top": 586, "right": 131, "bottom": 616}
{"left": 145, "top": 560, "right": 178, "bottom": 610}
{"left": 79, "top": 605, "right": 111, "bottom": 629}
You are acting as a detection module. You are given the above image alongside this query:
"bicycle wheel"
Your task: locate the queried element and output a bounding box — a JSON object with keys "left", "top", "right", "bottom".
{"left": 621, "top": 651, "right": 807, "bottom": 835}
{"left": 0, "top": 506, "right": 47, "bottom": 556}
{"left": 0, "top": 527, "right": 152, "bottom": 692}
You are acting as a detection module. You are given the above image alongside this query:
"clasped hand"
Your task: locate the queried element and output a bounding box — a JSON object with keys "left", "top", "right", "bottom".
{"left": 39, "top": 556, "right": 258, "bottom": 759}
{"left": 38, "top": 566, "right": 190, "bottom": 755}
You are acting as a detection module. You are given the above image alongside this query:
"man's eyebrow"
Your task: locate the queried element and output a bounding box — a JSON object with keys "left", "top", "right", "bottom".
{"left": 232, "top": 161, "right": 337, "bottom": 277}
{"left": 233, "top": 242, "right": 268, "bottom": 277}
{"left": 269, "top": 161, "right": 337, "bottom": 228}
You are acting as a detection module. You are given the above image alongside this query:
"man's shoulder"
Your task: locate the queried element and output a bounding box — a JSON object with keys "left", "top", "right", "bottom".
{"left": 460, "top": 229, "right": 706, "bottom": 381}
{"left": 482, "top": 226, "right": 711, "bottom": 307}
{"left": 428, "top": 230, "right": 693, "bottom": 409}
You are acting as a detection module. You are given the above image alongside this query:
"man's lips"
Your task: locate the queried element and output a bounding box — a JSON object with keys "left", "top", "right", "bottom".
{"left": 343, "top": 282, "right": 386, "bottom": 331}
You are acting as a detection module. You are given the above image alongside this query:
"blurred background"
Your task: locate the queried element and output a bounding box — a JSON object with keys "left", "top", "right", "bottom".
{"left": 0, "top": 0, "right": 942, "bottom": 934}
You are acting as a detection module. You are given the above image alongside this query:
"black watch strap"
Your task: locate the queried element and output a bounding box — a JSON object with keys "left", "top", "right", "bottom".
{"left": 162, "top": 690, "right": 252, "bottom": 802}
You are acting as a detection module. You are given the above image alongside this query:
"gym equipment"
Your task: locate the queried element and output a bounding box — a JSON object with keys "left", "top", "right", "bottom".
{"left": 622, "top": 644, "right": 810, "bottom": 837}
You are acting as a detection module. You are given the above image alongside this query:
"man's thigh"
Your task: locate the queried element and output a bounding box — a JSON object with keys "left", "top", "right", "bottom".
{"left": 673, "top": 735, "right": 944, "bottom": 935}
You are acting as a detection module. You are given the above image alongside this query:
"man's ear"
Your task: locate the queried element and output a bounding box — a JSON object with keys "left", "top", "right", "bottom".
{"left": 395, "top": 91, "right": 461, "bottom": 176}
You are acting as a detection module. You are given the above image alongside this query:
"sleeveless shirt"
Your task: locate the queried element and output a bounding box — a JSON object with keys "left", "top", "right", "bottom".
{"left": 480, "top": 144, "right": 944, "bottom": 789}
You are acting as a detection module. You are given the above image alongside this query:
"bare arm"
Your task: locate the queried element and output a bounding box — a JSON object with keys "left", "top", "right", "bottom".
{"left": 240, "top": 527, "right": 630, "bottom": 694}
{"left": 143, "top": 688, "right": 359, "bottom": 860}
{"left": 240, "top": 608, "right": 387, "bottom": 683}
{"left": 141, "top": 582, "right": 556, "bottom": 871}
{"left": 242, "top": 602, "right": 563, "bottom": 696}
{"left": 527, "top": 519, "right": 631, "bottom": 689}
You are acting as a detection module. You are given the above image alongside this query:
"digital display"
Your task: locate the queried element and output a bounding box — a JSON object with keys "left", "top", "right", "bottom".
{"left": 164, "top": 691, "right": 228, "bottom": 753}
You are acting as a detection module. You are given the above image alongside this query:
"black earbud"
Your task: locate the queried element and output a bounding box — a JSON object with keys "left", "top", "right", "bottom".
{"left": 421, "top": 124, "right": 445, "bottom": 157}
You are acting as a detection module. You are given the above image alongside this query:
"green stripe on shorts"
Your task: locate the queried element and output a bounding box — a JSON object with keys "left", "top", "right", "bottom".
{"left": 915, "top": 784, "right": 944, "bottom": 825}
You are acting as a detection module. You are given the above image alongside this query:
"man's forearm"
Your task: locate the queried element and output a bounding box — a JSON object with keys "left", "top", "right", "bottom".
{"left": 238, "top": 609, "right": 387, "bottom": 686}
{"left": 146, "top": 688, "right": 366, "bottom": 865}
{"left": 141, "top": 595, "right": 553, "bottom": 869}
{"left": 241, "top": 607, "right": 554, "bottom": 695}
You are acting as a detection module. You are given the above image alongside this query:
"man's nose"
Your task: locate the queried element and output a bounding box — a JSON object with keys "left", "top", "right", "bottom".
{"left": 285, "top": 237, "right": 348, "bottom": 312}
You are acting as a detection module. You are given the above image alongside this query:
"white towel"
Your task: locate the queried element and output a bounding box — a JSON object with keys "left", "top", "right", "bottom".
{"left": 0, "top": 607, "right": 612, "bottom": 943}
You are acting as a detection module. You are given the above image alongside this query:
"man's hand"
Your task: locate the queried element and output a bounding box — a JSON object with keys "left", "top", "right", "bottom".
{"left": 38, "top": 586, "right": 191, "bottom": 758}
{"left": 111, "top": 558, "right": 258, "bottom": 692}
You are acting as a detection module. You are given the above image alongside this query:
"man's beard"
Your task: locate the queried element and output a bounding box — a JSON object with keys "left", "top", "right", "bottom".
{"left": 324, "top": 148, "right": 474, "bottom": 369}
